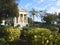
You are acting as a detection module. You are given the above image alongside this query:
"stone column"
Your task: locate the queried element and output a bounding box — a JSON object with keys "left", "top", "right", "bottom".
{"left": 18, "top": 17, "right": 19, "bottom": 23}
{"left": 23, "top": 14, "right": 24, "bottom": 23}
{"left": 26, "top": 15, "right": 28, "bottom": 24}
{"left": 14, "top": 17, "right": 17, "bottom": 26}
{"left": 18, "top": 15, "right": 20, "bottom": 24}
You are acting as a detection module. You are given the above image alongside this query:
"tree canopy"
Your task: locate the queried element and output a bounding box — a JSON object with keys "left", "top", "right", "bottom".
{"left": 43, "top": 13, "right": 58, "bottom": 24}
{"left": 29, "top": 8, "right": 37, "bottom": 21}
{"left": 0, "top": 0, "right": 19, "bottom": 20}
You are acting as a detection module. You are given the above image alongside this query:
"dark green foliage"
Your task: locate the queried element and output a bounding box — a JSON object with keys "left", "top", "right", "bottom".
{"left": 0, "top": 0, "right": 19, "bottom": 20}
{"left": 21, "top": 28, "right": 60, "bottom": 45}
{"left": 58, "top": 13, "right": 60, "bottom": 19}
{"left": 43, "top": 13, "right": 58, "bottom": 24}
{"left": 28, "top": 17, "right": 33, "bottom": 25}
{"left": 48, "top": 26, "right": 59, "bottom": 33}
{"left": 0, "top": 25, "right": 6, "bottom": 38}
{"left": 38, "top": 23, "right": 59, "bottom": 33}
{"left": 57, "top": 34, "right": 60, "bottom": 45}
{"left": 0, "top": 38, "right": 9, "bottom": 45}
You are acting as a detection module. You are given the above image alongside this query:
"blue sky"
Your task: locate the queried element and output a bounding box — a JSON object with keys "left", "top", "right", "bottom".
{"left": 18, "top": 0, "right": 60, "bottom": 13}
{"left": 17, "top": 0, "right": 60, "bottom": 22}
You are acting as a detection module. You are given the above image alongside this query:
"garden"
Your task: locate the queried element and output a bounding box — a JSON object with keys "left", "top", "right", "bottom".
{"left": 0, "top": 25, "right": 60, "bottom": 45}
{"left": 0, "top": 0, "right": 60, "bottom": 45}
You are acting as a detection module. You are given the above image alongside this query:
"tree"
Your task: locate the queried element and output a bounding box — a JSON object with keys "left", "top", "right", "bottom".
{"left": 39, "top": 10, "right": 46, "bottom": 22}
{"left": 29, "top": 8, "right": 38, "bottom": 26}
{"left": 57, "top": 13, "right": 60, "bottom": 33}
{"left": 30, "top": 8, "right": 37, "bottom": 21}
{"left": 43, "top": 13, "right": 58, "bottom": 24}
{"left": 57, "top": 13, "right": 60, "bottom": 24}
{"left": 0, "top": 0, "right": 19, "bottom": 22}
{"left": 28, "top": 17, "right": 33, "bottom": 24}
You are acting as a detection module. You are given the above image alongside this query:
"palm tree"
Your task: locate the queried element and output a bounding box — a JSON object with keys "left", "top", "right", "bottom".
{"left": 30, "top": 8, "right": 37, "bottom": 21}
{"left": 38, "top": 10, "right": 46, "bottom": 22}
{"left": 29, "top": 8, "right": 37, "bottom": 26}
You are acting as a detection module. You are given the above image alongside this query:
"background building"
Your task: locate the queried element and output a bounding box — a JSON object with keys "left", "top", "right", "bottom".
{"left": 14, "top": 8, "right": 28, "bottom": 28}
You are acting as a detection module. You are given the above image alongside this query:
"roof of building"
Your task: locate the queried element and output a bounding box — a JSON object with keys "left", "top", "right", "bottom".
{"left": 19, "top": 8, "right": 27, "bottom": 12}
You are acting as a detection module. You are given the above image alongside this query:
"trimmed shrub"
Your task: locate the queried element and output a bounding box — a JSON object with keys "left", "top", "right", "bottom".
{"left": 22, "top": 27, "right": 60, "bottom": 45}
{"left": 57, "top": 34, "right": 60, "bottom": 45}
{"left": 49, "top": 26, "right": 59, "bottom": 33}
{"left": 23, "top": 28, "right": 52, "bottom": 45}
{"left": 4, "top": 27, "right": 21, "bottom": 42}
{"left": 0, "top": 26, "right": 21, "bottom": 42}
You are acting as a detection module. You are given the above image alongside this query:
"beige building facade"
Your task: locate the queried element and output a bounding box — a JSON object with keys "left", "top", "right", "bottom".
{"left": 14, "top": 8, "right": 28, "bottom": 28}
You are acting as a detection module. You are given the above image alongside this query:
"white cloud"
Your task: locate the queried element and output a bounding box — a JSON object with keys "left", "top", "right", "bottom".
{"left": 37, "top": 0, "right": 44, "bottom": 4}
{"left": 33, "top": 0, "right": 44, "bottom": 4}
{"left": 47, "top": 7, "right": 60, "bottom": 13}
{"left": 37, "top": 0, "right": 44, "bottom": 2}
{"left": 34, "top": 7, "right": 44, "bottom": 10}
{"left": 49, "top": 0, "right": 57, "bottom": 1}
{"left": 56, "top": 0, "right": 60, "bottom": 6}
{"left": 34, "top": 3, "right": 52, "bottom": 11}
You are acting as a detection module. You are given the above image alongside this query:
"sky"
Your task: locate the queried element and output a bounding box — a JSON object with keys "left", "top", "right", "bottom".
{"left": 18, "top": 0, "right": 60, "bottom": 13}
{"left": 17, "top": 0, "right": 60, "bottom": 22}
